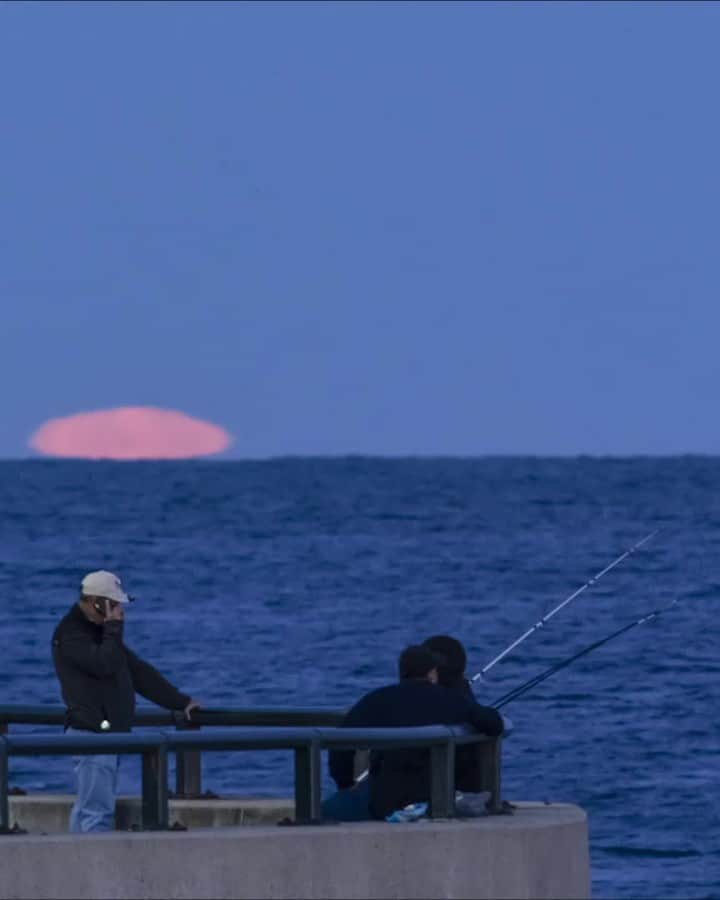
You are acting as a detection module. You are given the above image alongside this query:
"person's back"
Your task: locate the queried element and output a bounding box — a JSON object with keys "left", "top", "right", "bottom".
{"left": 329, "top": 646, "right": 503, "bottom": 819}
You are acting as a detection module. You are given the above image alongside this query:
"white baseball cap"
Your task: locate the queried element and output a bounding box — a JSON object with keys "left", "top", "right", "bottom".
{"left": 80, "top": 570, "right": 132, "bottom": 604}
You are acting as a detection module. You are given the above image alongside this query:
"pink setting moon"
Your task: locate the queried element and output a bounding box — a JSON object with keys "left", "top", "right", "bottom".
{"left": 29, "top": 406, "right": 232, "bottom": 460}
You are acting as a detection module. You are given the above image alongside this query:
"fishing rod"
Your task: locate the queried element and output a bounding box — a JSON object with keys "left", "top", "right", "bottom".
{"left": 471, "top": 530, "right": 659, "bottom": 683}
{"left": 491, "top": 598, "right": 679, "bottom": 709}
{"left": 354, "top": 531, "right": 659, "bottom": 786}
{"left": 354, "top": 599, "right": 674, "bottom": 786}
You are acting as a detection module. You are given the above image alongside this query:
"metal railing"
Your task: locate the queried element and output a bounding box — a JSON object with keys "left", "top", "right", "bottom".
{"left": 0, "top": 705, "right": 502, "bottom": 832}
{"left": 0, "top": 704, "right": 345, "bottom": 798}
{"left": 0, "top": 705, "right": 347, "bottom": 728}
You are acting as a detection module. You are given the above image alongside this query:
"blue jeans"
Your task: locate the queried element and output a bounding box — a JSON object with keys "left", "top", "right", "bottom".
{"left": 321, "top": 780, "right": 372, "bottom": 822}
{"left": 67, "top": 729, "right": 119, "bottom": 833}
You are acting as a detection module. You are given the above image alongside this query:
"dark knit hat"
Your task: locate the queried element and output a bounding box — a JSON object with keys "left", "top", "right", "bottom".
{"left": 422, "top": 635, "right": 467, "bottom": 687}
{"left": 398, "top": 645, "right": 444, "bottom": 680}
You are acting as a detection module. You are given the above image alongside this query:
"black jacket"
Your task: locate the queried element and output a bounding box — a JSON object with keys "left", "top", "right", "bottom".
{"left": 329, "top": 678, "right": 504, "bottom": 819}
{"left": 51, "top": 604, "right": 190, "bottom": 733}
{"left": 446, "top": 676, "right": 488, "bottom": 793}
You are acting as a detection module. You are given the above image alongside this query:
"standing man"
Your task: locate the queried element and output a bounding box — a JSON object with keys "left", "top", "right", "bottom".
{"left": 51, "top": 570, "right": 199, "bottom": 833}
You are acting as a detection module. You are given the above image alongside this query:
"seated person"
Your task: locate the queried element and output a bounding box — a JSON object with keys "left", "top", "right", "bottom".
{"left": 423, "top": 633, "right": 509, "bottom": 804}
{"left": 323, "top": 644, "right": 504, "bottom": 821}
{"left": 422, "top": 634, "right": 474, "bottom": 697}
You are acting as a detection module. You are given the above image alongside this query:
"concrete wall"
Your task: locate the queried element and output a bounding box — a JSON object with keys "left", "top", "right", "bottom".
{"left": 9, "top": 794, "right": 294, "bottom": 833}
{"left": 0, "top": 802, "right": 590, "bottom": 900}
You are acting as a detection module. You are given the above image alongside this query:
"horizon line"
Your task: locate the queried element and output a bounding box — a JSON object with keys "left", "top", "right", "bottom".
{"left": 2, "top": 452, "right": 720, "bottom": 463}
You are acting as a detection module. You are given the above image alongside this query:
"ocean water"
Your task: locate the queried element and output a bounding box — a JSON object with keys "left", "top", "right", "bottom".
{"left": 1, "top": 458, "right": 717, "bottom": 899}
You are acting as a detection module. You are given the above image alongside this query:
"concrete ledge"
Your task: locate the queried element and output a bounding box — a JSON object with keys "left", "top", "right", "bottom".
{"left": 9, "top": 794, "right": 294, "bottom": 833}
{"left": 0, "top": 802, "right": 590, "bottom": 900}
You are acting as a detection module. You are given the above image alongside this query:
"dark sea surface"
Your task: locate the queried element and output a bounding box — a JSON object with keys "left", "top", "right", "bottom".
{"left": 1, "top": 458, "right": 717, "bottom": 898}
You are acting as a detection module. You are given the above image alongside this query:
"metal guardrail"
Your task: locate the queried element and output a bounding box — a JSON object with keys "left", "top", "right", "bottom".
{"left": 0, "top": 705, "right": 502, "bottom": 832}
{"left": 0, "top": 705, "right": 347, "bottom": 728}
{"left": 0, "top": 705, "right": 345, "bottom": 798}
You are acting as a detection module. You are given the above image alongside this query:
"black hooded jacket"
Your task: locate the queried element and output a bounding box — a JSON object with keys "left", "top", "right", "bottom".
{"left": 51, "top": 604, "right": 190, "bottom": 733}
{"left": 445, "top": 675, "right": 490, "bottom": 792}
{"left": 328, "top": 678, "right": 503, "bottom": 819}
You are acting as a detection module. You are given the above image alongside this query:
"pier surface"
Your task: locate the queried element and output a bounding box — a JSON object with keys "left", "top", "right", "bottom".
{"left": 0, "top": 801, "right": 589, "bottom": 900}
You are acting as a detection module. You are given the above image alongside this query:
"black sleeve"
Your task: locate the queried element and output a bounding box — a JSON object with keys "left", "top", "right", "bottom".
{"left": 465, "top": 700, "right": 504, "bottom": 737}
{"left": 328, "top": 694, "right": 377, "bottom": 790}
{"left": 56, "top": 620, "right": 127, "bottom": 679}
{"left": 125, "top": 647, "right": 191, "bottom": 711}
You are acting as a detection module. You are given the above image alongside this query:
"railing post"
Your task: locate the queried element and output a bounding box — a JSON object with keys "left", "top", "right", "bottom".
{"left": 429, "top": 738, "right": 455, "bottom": 819}
{"left": 294, "top": 740, "right": 321, "bottom": 821}
{"left": 0, "top": 738, "right": 8, "bottom": 832}
{"left": 141, "top": 742, "right": 169, "bottom": 830}
{"left": 479, "top": 738, "right": 502, "bottom": 813}
{"left": 174, "top": 714, "right": 202, "bottom": 798}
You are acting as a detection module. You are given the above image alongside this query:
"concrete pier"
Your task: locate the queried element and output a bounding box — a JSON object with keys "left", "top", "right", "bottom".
{"left": 0, "top": 802, "right": 590, "bottom": 900}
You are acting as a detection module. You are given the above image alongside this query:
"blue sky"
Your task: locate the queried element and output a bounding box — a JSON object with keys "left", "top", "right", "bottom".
{"left": 2, "top": 0, "right": 719, "bottom": 457}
